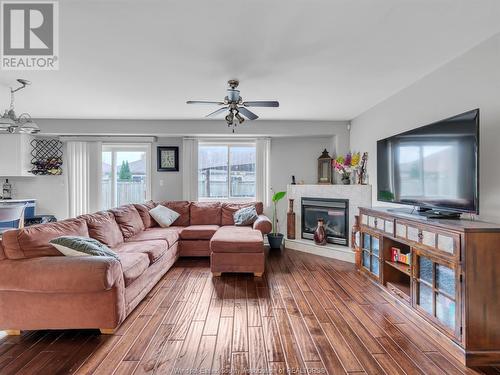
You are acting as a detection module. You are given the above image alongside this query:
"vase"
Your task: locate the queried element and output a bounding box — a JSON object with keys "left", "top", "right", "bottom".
{"left": 287, "top": 199, "right": 296, "bottom": 239}
{"left": 314, "top": 219, "right": 327, "bottom": 246}
{"left": 341, "top": 174, "right": 351, "bottom": 185}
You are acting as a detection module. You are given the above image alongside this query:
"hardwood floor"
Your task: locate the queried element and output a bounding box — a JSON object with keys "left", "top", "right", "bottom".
{"left": 1, "top": 248, "right": 500, "bottom": 374}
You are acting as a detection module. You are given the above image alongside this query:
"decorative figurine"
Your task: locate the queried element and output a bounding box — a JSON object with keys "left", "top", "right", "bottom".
{"left": 357, "top": 152, "right": 368, "bottom": 184}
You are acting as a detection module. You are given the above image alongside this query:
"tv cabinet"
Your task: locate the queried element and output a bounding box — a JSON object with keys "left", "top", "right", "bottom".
{"left": 356, "top": 207, "right": 500, "bottom": 367}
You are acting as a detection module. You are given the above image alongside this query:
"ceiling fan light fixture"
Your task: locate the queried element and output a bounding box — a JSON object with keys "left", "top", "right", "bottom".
{"left": 235, "top": 112, "right": 244, "bottom": 124}
{"left": 18, "top": 118, "right": 40, "bottom": 134}
{"left": 0, "top": 112, "right": 15, "bottom": 128}
{"left": 225, "top": 111, "right": 234, "bottom": 124}
{"left": 187, "top": 79, "right": 278, "bottom": 132}
{"left": 0, "top": 79, "right": 40, "bottom": 134}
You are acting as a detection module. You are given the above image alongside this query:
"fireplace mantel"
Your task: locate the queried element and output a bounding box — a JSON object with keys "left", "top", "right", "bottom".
{"left": 285, "top": 184, "right": 372, "bottom": 262}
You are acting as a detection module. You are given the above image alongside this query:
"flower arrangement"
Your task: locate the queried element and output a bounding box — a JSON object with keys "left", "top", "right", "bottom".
{"left": 333, "top": 152, "right": 361, "bottom": 184}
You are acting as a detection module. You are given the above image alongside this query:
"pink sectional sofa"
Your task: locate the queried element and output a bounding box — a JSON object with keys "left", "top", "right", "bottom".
{"left": 0, "top": 201, "right": 271, "bottom": 334}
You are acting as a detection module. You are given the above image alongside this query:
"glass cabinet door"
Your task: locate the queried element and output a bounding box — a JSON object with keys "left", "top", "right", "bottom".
{"left": 415, "top": 254, "right": 458, "bottom": 335}
{"left": 371, "top": 237, "right": 380, "bottom": 277}
{"left": 362, "top": 233, "right": 371, "bottom": 272}
{"left": 361, "top": 232, "right": 380, "bottom": 278}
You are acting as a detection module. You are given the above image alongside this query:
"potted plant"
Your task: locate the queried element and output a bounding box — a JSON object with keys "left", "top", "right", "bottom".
{"left": 267, "top": 190, "right": 286, "bottom": 249}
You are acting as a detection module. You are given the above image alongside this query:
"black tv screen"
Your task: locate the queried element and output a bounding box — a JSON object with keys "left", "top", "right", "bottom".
{"left": 377, "top": 109, "right": 479, "bottom": 213}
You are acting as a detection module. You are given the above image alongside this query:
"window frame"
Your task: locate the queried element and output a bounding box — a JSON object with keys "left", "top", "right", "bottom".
{"left": 101, "top": 143, "right": 152, "bottom": 208}
{"left": 198, "top": 141, "right": 256, "bottom": 202}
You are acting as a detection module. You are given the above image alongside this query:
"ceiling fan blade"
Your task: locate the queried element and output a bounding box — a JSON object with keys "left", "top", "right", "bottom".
{"left": 186, "top": 100, "right": 225, "bottom": 105}
{"left": 242, "top": 101, "right": 279, "bottom": 108}
{"left": 205, "top": 107, "right": 228, "bottom": 118}
{"left": 238, "top": 107, "right": 259, "bottom": 120}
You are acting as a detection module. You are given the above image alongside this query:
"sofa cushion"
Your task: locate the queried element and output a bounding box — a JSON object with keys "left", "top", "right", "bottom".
{"left": 118, "top": 252, "right": 150, "bottom": 287}
{"left": 0, "top": 237, "right": 6, "bottom": 260}
{"left": 126, "top": 227, "right": 181, "bottom": 248}
{"left": 49, "top": 236, "right": 120, "bottom": 261}
{"left": 253, "top": 215, "right": 272, "bottom": 234}
{"left": 190, "top": 202, "right": 221, "bottom": 225}
{"left": 158, "top": 201, "right": 191, "bottom": 226}
{"left": 221, "top": 202, "right": 264, "bottom": 226}
{"left": 0, "top": 256, "right": 122, "bottom": 293}
{"left": 110, "top": 204, "right": 145, "bottom": 238}
{"left": 234, "top": 206, "right": 259, "bottom": 226}
{"left": 1, "top": 218, "right": 89, "bottom": 259}
{"left": 114, "top": 239, "right": 168, "bottom": 264}
{"left": 210, "top": 226, "right": 264, "bottom": 253}
{"left": 149, "top": 205, "right": 180, "bottom": 228}
{"left": 134, "top": 201, "right": 158, "bottom": 228}
{"left": 81, "top": 211, "right": 124, "bottom": 248}
{"left": 179, "top": 225, "right": 219, "bottom": 240}
{"left": 179, "top": 240, "right": 210, "bottom": 257}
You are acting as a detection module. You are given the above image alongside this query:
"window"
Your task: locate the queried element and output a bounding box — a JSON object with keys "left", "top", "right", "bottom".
{"left": 101, "top": 144, "right": 151, "bottom": 209}
{"left": 198, "top": 142, "right": 256, "bottom": 200}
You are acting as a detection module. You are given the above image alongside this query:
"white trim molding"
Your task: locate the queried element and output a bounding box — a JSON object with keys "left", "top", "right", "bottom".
{"left": 66, "top": 141, "right": 91, "bottom": 217}
{"left": 182, "top": 138, "right": 199, "bottom": 200}
{"left": 256, "top": 138, "right": 271, "bottom": 207}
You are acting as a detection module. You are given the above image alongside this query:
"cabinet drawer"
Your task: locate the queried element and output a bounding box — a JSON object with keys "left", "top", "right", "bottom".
{"left": 395, "top": 219, "right": 460, "bottom": 258}
{"left": 387, "top": 282, "right": 411, "bottom": 304}
{"left": 436, "top": 232, "right": 460, "bottom": 256}
{"left": 362, "top": 213, "right": 389, "bottom": 234}
{"left": 368, "top": 216, "right": 376, "bottom": 228}
{"left": 361, "top": 214, "right": 368, "bottom": 225}
{"left": 384, "top": 220, "right": 394, "bottom": 236}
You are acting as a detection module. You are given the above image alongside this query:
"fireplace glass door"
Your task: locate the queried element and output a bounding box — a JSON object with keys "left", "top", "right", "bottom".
{"left": 301, "top": 198, "right": 349, "bottom": 246}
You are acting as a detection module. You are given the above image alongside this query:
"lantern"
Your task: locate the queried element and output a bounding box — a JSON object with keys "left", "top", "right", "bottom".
{"left": 317, "top": 149, "right": 332, "bottom": 184}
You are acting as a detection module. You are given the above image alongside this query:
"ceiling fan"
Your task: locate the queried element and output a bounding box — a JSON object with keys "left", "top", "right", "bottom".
{"left": 186, "top": 79, "right": 279, "bottom": 132}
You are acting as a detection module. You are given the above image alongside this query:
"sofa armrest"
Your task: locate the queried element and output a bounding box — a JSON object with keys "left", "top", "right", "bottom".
{"left": 253, "top": 215, "right": 272, "bottom": 234}
{"left": 0, "top": 256, "right": 123, "bottom": 293}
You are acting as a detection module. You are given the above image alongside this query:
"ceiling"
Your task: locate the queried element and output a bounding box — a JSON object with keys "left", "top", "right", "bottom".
{"left": 1, "top": 0, "right": 500, "bottom": 121}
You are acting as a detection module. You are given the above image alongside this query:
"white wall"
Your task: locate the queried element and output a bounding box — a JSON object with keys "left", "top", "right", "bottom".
{"left": 4, "top": 120, "right": 349, "bottom": 219}
{"left": 350, "top": 33, "right": 500, "bottom": 223}
{"left": 270, "top": 136, "right": 339, "bottom": 230}
{"left": 151, "top": 137, "right": 183, "bottom": 201}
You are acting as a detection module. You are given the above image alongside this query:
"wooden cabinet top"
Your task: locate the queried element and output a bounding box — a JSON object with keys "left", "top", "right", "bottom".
{"left": 360, "top": 207, "right": 500, "bottom": 233}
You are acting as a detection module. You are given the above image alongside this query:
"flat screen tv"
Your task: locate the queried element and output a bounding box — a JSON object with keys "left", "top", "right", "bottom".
{"left": 377, "top": 109, "right": 479, "bottom": 214}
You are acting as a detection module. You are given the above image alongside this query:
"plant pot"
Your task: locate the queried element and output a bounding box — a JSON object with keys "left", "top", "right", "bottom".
{"left": 267, "top": 233, "right": 284, "bottom": 249}
{"left": 341, "top": 175, "right": 351, "bottom": 185}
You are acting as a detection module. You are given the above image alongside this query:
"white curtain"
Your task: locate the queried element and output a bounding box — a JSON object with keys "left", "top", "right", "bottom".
{"left": 66, "top": 141, "right": 102, "bottom": 217}
{"left": 182, "top": 138, "right": 199, "bottom": 201}
{"left": 256, "top": 137, "right": 271, "bottom": 207}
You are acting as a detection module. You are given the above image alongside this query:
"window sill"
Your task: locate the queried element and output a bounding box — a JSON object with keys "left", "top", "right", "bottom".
{"left": 198, "top": 197, "right": 256, "bottom": 202}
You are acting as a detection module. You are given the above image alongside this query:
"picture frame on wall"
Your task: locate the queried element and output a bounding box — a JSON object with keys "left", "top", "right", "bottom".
{"left": 157, "top": 146, "right": 179, "bottom": 172}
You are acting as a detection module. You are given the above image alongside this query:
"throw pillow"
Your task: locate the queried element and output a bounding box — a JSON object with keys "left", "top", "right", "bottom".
{"left": 233, "top": 206, "right": 259, "bottom": 226}
{"left": 149, "top": 205, "right": 180, "bottom": 228}
{"left": 49, "top": 236, "right": 120, "bottom": 260}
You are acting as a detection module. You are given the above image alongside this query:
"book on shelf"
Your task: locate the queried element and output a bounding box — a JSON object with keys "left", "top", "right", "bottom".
{"left": 390, "top": 247, "right": 411, "bottom": 266}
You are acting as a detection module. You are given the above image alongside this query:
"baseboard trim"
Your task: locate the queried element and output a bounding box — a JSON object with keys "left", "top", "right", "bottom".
{"left": 465, "top": 350, "right": 500, "bottom": 366}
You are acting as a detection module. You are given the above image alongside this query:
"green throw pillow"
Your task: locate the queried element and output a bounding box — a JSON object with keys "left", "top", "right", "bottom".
{"left": 49, "top": 236, "right": 120, "bottom": 261}
{"left": 233, "top": 206, "right": 259, "bottom": 226}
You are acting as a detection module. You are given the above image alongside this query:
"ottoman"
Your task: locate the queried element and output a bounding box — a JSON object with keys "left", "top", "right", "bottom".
{"left": 210, "top": 226, "right": 265, "bottom": 277}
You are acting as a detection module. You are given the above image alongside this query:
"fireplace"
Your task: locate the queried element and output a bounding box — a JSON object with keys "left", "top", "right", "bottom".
{"left": 301, "top": 197, "right": 349, "bottom": 246}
